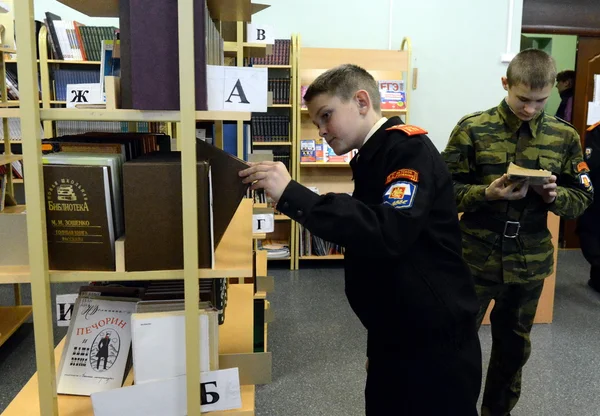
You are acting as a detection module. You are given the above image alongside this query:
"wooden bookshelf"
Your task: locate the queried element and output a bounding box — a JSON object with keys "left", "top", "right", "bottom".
{"left": 253, "top": 64, "right": 292, "bottom": 69}
{"left": 0, "top": 305, "right": 32, "bottom": 347}
{"left": 1, "top": 284, "right": 258, "bottom": 416}
{"left": 300, "top": 162, "right": 350, "bottom": 167}
{"left": 253, "top": 141, "right": 292, "bottom": 146}
{"left": 294, "top": 39, "right": 412, "bottom": 268}
{"left": 3, "top": 1, "right": 267, "bottom": 415}
{"left": 300, "top": 254, "right": 344, "bottom": 260}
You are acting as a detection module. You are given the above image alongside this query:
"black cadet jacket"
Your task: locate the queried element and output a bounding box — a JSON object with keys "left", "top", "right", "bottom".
{"left": 277, "top": 117, "right": 479, "bottom": 356}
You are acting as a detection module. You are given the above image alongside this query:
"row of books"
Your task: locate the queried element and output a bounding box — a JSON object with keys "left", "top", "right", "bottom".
{"left": 251, "top": 114, "right": 289, "bottom": 143}
{"left": 301, "top": 80, "right": 407, "bottom": 110}
{"left": 268, "top": 78, "right": 291, "bottom": 104}
{"left": 299, "top": 225, "right": 344, "bottom": 257}
{"left": 249, "top": 39, "right": 291, "bottom": 66}
{"left": 54, "top": 121, "right": 158, "bottom": 137}
{"left": 52, "top": 68, "right": 100, "bottom": 101}
{"left": 37, "top": 133, "right": 248, "bottom": 273}
{"left": 45, "top": 12, "right": 117, "bottom": 61}
{"left": 258, "top": 239, "right": 290, "bottom": 259}
{"left": 300, "top": 138, "right": 357, "bottom": 163}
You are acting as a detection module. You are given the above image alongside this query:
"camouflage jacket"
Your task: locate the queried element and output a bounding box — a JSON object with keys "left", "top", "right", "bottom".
{"left": 442, "top": 99, "right": 593, "bottom": 283}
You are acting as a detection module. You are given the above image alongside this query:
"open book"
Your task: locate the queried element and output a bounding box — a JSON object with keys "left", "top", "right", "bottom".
{"left": 506, "top": 162, "right": 552, "bottom": 185}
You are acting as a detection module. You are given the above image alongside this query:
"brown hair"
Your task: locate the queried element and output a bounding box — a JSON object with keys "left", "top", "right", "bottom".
{"left": 556, "top": 70, "right": 575, "bottom": 83}
{"left": 304, "top": 64, "right": 381, "bottom": 112}
{"left": 507, "top": 48, "right": 557, "bottom": 90}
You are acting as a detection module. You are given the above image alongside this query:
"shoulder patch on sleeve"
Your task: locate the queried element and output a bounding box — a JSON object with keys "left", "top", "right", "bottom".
{"left": 382, "top": 181, "right": 417, "bottom": 209}
{"left": 386, "top": 125, "right": 428, "bottom": 136}
{"left": 587, "top": 121, "right": 600, "bottom": 132}
{"left": 580, "top": 173, "right": 594, "bottom": 193}
{"left": 457, "top": 111, "right": 484, "bottom": 125}
{"left": 578, "top": 161, "right": 590, "bottom": 173}
{"left": 385, "top": 168, "right": 419, "bottom": 184}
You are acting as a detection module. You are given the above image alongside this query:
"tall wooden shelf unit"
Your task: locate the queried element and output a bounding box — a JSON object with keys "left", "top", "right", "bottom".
{"left": 0, "top": 1, "right": 264, "bottom": 416}
{"left": 293, "top": 38, "right": 412, "bottom": 269}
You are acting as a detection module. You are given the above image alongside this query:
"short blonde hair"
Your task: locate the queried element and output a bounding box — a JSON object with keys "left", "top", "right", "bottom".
{"left": 507, "top": 48, "right": 557, "bottom": 90}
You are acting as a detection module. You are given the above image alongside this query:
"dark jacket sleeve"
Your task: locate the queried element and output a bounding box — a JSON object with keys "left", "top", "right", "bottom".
{"left": 277, "top": 136, "right": 435, "bottom": 258}
{"left": 550, "top": 129, "right": 594, "bottom": 219}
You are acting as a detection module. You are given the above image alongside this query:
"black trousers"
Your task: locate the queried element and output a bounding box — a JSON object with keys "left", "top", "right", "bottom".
{"left": 577, "top": 211, "right": 600, "bottom": 287}
{"left": 365, "top": 331, "right": 481, "bottom": 416}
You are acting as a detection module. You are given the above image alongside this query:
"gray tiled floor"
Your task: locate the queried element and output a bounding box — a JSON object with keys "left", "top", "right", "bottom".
{"left": 1, "top": 251, "right": 599, "bottom": 415}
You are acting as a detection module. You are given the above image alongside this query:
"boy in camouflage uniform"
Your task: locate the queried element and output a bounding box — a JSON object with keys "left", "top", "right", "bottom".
{"left": 442, "top": 49, "right": 593, "bottom": 416}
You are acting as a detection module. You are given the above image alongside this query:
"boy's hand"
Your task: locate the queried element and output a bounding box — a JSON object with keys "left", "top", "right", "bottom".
{"left": 239, "top": 161, "right": 291, "bottom": 203}
{"left": 485, "top": 174, "right": 529, "bottom": 201}
{"left": 531, "top": 175, "right": 557, "bottom": 204}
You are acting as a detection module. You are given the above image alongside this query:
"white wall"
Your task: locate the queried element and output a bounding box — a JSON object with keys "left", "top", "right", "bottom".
{"left": 33, "top": 0, "right": 119, "bottom": 26}
{"left": 253, "top": 0, "right": 524, "bottom": 150}
{"left": 32, "top": 0, "right": 523, "bottom": 150}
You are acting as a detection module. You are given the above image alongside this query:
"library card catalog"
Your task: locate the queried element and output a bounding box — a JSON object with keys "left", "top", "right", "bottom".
{"left": 91, "top": 368, "right": 242, "bottom": 416}
{"left": 207, "top": 65, "right": 268, "bottom": 112}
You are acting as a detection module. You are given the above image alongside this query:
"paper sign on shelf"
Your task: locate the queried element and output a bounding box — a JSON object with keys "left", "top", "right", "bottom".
{"left": 91, "top": 368, "right": 242, "bottom": 416}
{"left": 247, "top": 23, "right": 275, "bottom": 44}
{"left": 587, "top": 102, "right": 600, "bottom": 126}
{"left": 207, "top": 65, "right": 268, "bottom": 112}
{"left": 66, "top": 83, "right": 103, "bottom": 108}
{"left": 253, "top": 214, "right": 274, "bottom": 233}
{"left": 55, "top": 293, "right": 78, "bottom": 327}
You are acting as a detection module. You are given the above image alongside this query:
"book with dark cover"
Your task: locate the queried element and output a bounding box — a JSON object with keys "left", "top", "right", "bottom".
{"left": 43, "top": 165, "right": 115, "bottom": 271}
{"left": 119, "top": 0, "right": 207, "bottom": 110}
{"left": 123, "top": 153, "right": 213, "bottom": 271}
{"left": 196, "top": 139, "right": 250, "bottom": 247}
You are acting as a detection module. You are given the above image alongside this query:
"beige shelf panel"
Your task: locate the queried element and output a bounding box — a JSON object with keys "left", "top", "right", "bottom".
{"left": 1, "top": 324, "right": 256, "bottom": 416}
{"left": 253, "top": 141, "right": 292, "bottom": 146}
{"left": 57, "top": 0, "right": 269, "bottom": 21}
{"left": 300, "top": 168, "right": 353, "bottom": 195}
{"left": 0, "top": 199, "right": 254, "bottom": 283}
{"left": 0, "top": 47, "right": 16, "bottom": 54}
{"left": 269, "top": 104, "right": 292, "bottom": 108}
{"left": 300, "top": 108, "right": 406, "bottom": 115}
{"left": 252, "top": 64, "right": 292, "bottom": 69}
{"left": 300, "top": 162, "right": 350, "bottom": 168}
{"left": 39, "top": 109, "right": 251, "bottom": 122}
{"left": 0, "top": 154, "right": 23, "bottom": 165}
{"left": 274, "top": 214, "right": 289, "bottom": 221}
{"left": 1, "top": 205, "right": 26, "bottom": 214}
{"left": 300, "top": 254, "right": 344, "bottom": 260}
{"left": 0, "top": 306, "right": 32, "bottom": 347}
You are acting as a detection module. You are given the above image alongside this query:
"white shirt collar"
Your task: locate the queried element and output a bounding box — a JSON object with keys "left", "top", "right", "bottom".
{"left": 363, "top": 117, "right": 388, "bottom": 146}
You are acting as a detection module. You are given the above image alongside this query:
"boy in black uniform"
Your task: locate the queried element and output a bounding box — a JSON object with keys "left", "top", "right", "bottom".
{"left": 578, "top": 121, "right": 600, "bottom": 292}
{"left": 240, "top": 64, "right": 481, "bottom": 415}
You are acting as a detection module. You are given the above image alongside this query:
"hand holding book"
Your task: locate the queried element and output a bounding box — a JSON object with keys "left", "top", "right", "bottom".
{"left": 507, "top": 162, "right": 557, "bottom": 204}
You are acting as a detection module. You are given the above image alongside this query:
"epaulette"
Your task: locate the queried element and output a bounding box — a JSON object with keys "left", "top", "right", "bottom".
{"left": 457, "top": 111, "right": 484, "bottom": 125}
{"left": 553, "top": 115, "right": 577, "bottom": 130}
{"left": 386, "top": 124, "right": 428, "bottom": 136}
{"left": 587, "top": 121, "right": 600, "bottom": 132}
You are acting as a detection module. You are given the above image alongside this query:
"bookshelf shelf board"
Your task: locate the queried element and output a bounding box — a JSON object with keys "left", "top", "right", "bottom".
{"left": 267, "top": 256, "right": 291, "bottom": 261}
{"left": 0, "top": 47, "right": 16, "bottom": 54}
{"left": 0, "top": 109, "right": 20, "bottom": 118}
{"left": 58, "top": 0, "right": 269, "bottom": 21}
{"left": 0, "top": 306, "right": 32, "bottom": 347}
{"left": 300, "top": 108, "right": 408, "bottom": 115}
{"left": 252, "top": 141, "right": 292, "bottom": 146}
{"left": 253, "top": 233, "right": 267, "bottom": 240}
{"left": 300, "top": 162, "right": 349, "bottom": 167}
{"left": 1, "top": 205, "right": 26, "bottom": 214}
{"left": 48, "top": 59, "right": 101, "bottom": 65}
{"left": 0, "top": 102, "right": 20, "bottom": 108}
{"left": 0, "top": 154, "right": 23, "bottom": 165}
{"left": 300, "top": 254, "right": 344, "bottom": 260}
{"left": 252, "top": 65, "right": 292, "bottom": 69}
{"left": 254, "top": 203, "right": 268, "bottom": 209}
{"left": 0, "top": 267, "right": 253, "bottom": 284}
{"left": 39, "top": 109, "right": 251, "bottom": 122}
{"left": 269, "top": 104, "right": 292, "bottom": 108}
{"left": 12, "top": 179, "right": 24, "bottom": 184}
{"left": 224, "top": 42, "right": 269, "bottom": 51}
{"left": 0, "top": 337, "right": 256, "bottom": 416}
{"left": 274, "top": 215, "right": 289, "bottom": 221}
{"left": 254, "top": 291, "right": 267, "bottom": 300}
